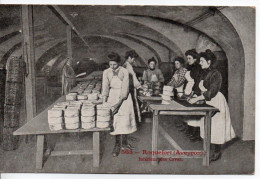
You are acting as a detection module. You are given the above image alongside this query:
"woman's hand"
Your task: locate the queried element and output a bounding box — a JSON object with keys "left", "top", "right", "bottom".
{"left": 188, "top": 97, "right": 198, "bottom": 104}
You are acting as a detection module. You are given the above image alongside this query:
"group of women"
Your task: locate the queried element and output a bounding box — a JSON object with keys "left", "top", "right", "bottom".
{"left": 99, "top": 48, "right": 236, "bottom": 161}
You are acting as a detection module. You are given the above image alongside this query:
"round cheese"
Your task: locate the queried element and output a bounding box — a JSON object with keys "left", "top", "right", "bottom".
{"left": 65, "top": 122, "right": 79, "bottom": 130}
{"left": 81, "top": 121, "right": 95, "bottom": 129}
{"left": 96, "top": 121, "right": 109, "bottom": 128}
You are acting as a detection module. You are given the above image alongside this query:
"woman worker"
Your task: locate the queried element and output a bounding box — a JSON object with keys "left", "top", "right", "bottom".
{"left": 122, "top": 50, "right": 142, "bottom": 122}
{"left": 188, "top": 49, "right": 236, "bottom": 161}
{"left": 102, "top": 52, "right": 137, "bottom": 157}
{"left": 167, "top": 57, "right": 187, "bottom": 96}
{"left": 61, "top": 57, "right": 76, "bottom": 95}
{"left": 183, "top": 49, "right": 204, "bottom": 142}
{"left": 142, "top": 57, "right": 164, "bottom": 84}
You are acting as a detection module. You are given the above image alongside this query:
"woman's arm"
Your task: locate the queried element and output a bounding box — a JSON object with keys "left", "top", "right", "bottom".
{"left": 102, "top": 70, "right": 110, "bottom": 103}
{"left": 202, "top": 71, "right": 222, "bottom": 101}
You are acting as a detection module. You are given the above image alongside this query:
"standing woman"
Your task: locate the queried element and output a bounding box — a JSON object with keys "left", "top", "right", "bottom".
{"left": 188, "top": 49, "right": 236, "bottom": 161}
{"left": 102, "top": 52, "right": 137, "bottom": 157}
{"left": 62, "top": 57, "right": 76, "bottom": 95}
{"left": 123, "top": 50, "right": 142, "bottom": 122}
{"left": 183, "top": 49, "right": 203, "bottom": 141}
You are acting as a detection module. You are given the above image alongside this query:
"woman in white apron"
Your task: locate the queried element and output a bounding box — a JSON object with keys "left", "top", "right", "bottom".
{"left": 188, "top": 49, "right": 236, "bottom": 161}
{"left": 183, "top": 49, "right": 204, "bottom": 142}
{"left": 102, "top": 52, "right": 137, "bottom": 157}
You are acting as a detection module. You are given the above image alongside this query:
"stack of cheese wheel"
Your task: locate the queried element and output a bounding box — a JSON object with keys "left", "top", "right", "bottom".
{"left": 161, "top": 86, "right": 174, "bottom": 101}
{"left": 64, "top": 107, "right": 80, "bottom": 129}
{"left": 66, "top": 93, "right": 77, "bottom": 101}
{"left": 96, "top": 104, "right": 110, "bottom": 128}
{"left": 81, "top": 104, "right": 96, "bottom": 129}
{"left": 48, "top": 108, "right": 64, "bottom": 131}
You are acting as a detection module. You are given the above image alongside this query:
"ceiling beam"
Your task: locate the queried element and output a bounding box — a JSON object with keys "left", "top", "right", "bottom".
{"left": 50, "top": 5, "right": 89, "bottom": 49}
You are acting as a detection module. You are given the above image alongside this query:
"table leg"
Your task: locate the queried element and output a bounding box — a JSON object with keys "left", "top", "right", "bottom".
{"left": 93, "top": 132, "right": 100, "bottom": 167}
{"left": 203, "top": 111, "right": 212, "bottom": 166}
{"left": 36, "top": 135, "right": 45, "bottom": 170}
{"left": 152, "top": 110, "right": 159, "bottom": 166}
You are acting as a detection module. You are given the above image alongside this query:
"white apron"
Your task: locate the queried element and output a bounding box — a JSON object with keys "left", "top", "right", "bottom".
{"left": 107, "top": 75, "right": 137, "bottom": 135}
{"left": 196, "top": 81, "right": 236, "bottom": 144}
{"left": 184, "top": 71, "right": 195, "bottom": 95}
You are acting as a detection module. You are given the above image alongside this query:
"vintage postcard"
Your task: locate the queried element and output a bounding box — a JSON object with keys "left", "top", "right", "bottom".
{"left": 0, "top": 4, "right": 255, "bottom": 175}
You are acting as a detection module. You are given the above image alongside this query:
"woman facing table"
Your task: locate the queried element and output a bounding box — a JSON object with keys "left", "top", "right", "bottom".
{"left": 102, "top": 52, "right": 137, "bottom": 157}
{"left": 188, "top": 49, "right": 236, "bottom": 161}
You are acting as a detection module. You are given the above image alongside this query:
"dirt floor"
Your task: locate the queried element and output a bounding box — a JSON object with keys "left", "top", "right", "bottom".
{"left": 0, "top": 92, "right": 255, "bottom": 174}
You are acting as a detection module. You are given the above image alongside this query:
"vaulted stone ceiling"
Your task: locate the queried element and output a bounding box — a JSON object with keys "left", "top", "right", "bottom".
{"left": 0, "top": 5, "right": 241, "bottom": 75}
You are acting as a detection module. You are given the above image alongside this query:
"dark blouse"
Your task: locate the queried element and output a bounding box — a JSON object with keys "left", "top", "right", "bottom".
{"left": 187, "top": 62, "right": 203, "bottom": 95}
{"left": 201, "top": 67, "right": 222, "bottom": 101}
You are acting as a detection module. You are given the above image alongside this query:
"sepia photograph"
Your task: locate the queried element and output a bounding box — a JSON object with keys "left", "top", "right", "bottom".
{"left": 0, "top": 3, "right": 256, "bottom": 175}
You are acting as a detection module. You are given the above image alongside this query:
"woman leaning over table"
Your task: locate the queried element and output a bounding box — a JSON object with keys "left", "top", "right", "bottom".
{"left": 102, "top": 52, "right": 137, "bottom": 157}
{"left": 188, "top": 49, "right": 236, "bottom": 161}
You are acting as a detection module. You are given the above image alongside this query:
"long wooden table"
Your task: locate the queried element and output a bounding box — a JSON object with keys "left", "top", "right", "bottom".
{"left": 138, "top": 96, "right": 219, "bottom": 166}
{"left": 13, "top": 95, "right": 110, "bottom": 170}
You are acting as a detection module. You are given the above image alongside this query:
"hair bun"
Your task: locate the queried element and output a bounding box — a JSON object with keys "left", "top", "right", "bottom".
{"left": 107, "top": 52, "right": 121, "bottom": 63}
{"left": 205, "top": 49, "right": 216, "bottom": 60}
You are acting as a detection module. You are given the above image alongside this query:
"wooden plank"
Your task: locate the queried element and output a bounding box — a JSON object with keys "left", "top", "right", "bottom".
{"left": 158, "top": 125, "right": 183, "bottom": 151}
{"left": 50, "top": 150, "right": 93, "bottom": 156}
{"left": 203, "top": 111, "right": 212, "bottom": 166}
{"left": 36, "top": 135, "right": 44, "bottom": 169}
{"left": 51, "top": 6, "right": 89, "bottom": 48}
{"left": 160, "top": 111, "right": 206, "bottom": 116}
{"left": 149, "top": 103, "right": 218, "bottom": 112}
{"left": 22, "top": 5, "right": 37, "bottom": 121}
{"left": 138, "top": 96, "right": 162, "bottom": 103}
{"left": 152, "top": 110, "right": 159, "bottom": 166}
{"left": 66, "top": 26, "right": 72, "bottom": 58}
{"left": 93, "top": 132, "right": 100, "bottom": 167}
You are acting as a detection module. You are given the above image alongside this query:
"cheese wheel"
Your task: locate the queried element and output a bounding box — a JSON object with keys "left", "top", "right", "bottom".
{"left": 81, "top": 121, "right": 95, "bottom": 129}
{"left": 88, "top": 93, "right": 98, "bottom": 100}
{"left": 77, "top": 95, "right": 88, "bottom": 100}
{"left": 163, "top": 90, "right": 174, "bottom": 96}
{"left": 65, "top": 122, "right": 79, "bottom": 130}
{"left": 64, "top": 109, "right": 79, "bottom": 117}
{"left": 56, "top": 102, "right": 70, "bottom": 106}
{"left": 161, "top": 94, "right": 171, "bottom": 101}
{"left": 163, "top": 85, "right": 173, "bottom": 91}
{"left": 96, "top": 121, "right": 109, "bottom": 128}
{"left": 48, "top": 117, "right": 63, "bottom": 124}
{"left": 66, "top": 95, "right": 77, "bottom": 101}
{"left": 97, "top": 116, "right": 110, "bottom": 122}
{"left": 81, "top": 108, "right": 95, "bottom": 117}
{"left": 48, "top": 109, "right": 63, "bottom": 118}
{"left": 53, "top": 105, "right": 67, "bottom": 110}
{"left": 70, "top": 101, "right": 83, "bottom": 105}
{"left": 81, "top": 116, "right": 95, "bottom": 122}
{"left": 49, "top": 124, "right": 63, "bottom": 131}
{"left": 65, "top": 116, "right": 79, "bottom": 123}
